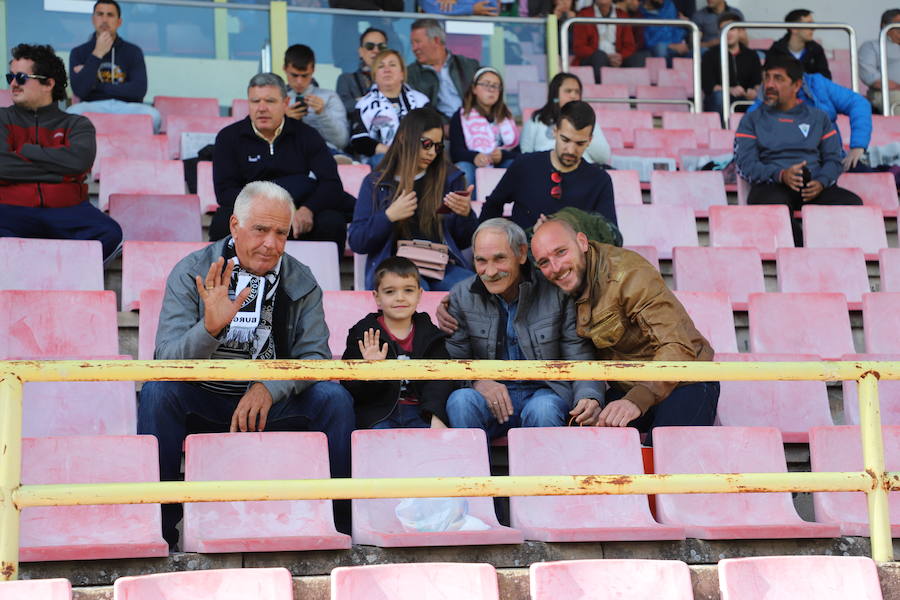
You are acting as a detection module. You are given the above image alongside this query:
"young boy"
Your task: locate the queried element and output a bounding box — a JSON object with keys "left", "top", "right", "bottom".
{"left": 341, "top": 257, "right": 453, "bottom": 429}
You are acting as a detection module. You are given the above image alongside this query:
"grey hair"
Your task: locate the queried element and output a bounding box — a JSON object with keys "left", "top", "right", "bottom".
{"left": 233, "top": 181, "right": 295, "bottom": 224}
{"left": 248, "top": 72, "right": 287, "bottom": 98}
{"left": 473, "top": 218, "right": 528, "bottom": 257}
{"left": 411, "top": 18, "right": 446, "bottom": 44}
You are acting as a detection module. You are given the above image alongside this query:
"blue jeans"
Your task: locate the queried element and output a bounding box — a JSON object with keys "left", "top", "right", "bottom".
{"left": 649, "top": 42, "right": 689, "bottom": 68}
{"left": 67, "top": 98, "right": 163, "bottom": 133}
{"left": 607, "top": 381, "right": 720, "bottom": 445}
{"left": 446, "top": 385, "right": 569, "bottom": 440}
{"left": 419, "top": 262, "right": 475, "bottom": 292}
{"left": 371, "top": 402, "right": 431, "bottom": 429}
{"left": 0, "top": 201, "right": 123, "bottom": 261}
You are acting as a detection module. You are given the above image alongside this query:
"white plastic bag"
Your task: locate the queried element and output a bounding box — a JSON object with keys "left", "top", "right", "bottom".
{"left": 394, "top": 497, "right": 490, "bottom": 532}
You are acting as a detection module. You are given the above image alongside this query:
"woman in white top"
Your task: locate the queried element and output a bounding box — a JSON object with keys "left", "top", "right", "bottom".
{"left": 520, "top": 72, "right": 611, "bottom": 165}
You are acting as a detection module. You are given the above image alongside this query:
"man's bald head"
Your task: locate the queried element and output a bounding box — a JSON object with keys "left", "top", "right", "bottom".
{"left": 531, "top": 219, "right": 590, "bottom": 296}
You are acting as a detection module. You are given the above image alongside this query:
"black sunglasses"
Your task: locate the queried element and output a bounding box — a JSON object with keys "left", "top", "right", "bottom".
{"left": 419, "top": 137, "right": 444, "bottom": 153}
{"left": 362, "top": 42, "right": 389, "bottom": 51}
{"left": 6, "top": 72, "right": 48, "bottom": 85}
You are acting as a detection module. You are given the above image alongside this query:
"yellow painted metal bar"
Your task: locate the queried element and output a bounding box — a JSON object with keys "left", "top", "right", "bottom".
{"left": 858, "top": 373, "right": 893, "bottom": 562}
{"left": 546, "top": 13, "right": 559, "bottom": 81}
{"left": 269, "top": 1, "right": 288, "bottom": 77}
{"left": 14, "top": 471, "right": 872, "bottom": 507}
{"left": 214, "top": 0, "right": 229, "bottom": 61}
{"left": 0, "top": 374, "right": 23, "bottom": 581}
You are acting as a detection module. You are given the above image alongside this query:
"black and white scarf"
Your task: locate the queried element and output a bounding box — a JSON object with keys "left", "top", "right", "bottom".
{"left": 356, "top": 83, "right": 429, "bottom": 146}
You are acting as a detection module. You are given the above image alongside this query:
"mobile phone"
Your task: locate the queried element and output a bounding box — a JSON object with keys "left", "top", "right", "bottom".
{"left": 292, "top": 96, "right": 307, "bottom": 109}
{"left": 801, "top": 166, "right": 812, "bottom": 188}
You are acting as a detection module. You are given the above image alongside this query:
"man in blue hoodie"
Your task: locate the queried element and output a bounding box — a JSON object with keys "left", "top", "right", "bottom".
{"left": 66, "top": 0, "right": 161, "bottom": 132}
{"left": 642, "top": 0, "right": 690, "bottom": 66}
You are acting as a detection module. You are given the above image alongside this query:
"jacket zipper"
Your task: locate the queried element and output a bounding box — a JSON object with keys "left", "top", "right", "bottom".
{"left": 34, "top": 112, "right": 44, "bottom": 208}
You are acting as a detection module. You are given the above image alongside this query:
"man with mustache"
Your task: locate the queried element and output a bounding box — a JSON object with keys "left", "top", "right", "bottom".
{"left": 443, "top": 218, "right": 604, "bottom": 438}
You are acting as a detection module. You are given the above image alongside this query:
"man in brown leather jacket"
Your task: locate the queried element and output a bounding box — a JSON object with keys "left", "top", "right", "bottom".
{"left": 531, "top": 219, "right": 719, "bottom": 442}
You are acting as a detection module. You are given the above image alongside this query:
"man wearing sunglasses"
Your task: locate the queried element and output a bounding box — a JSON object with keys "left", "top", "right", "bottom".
{"left": 0, "top": 43, "right": 122, "bottom": 261}
{"left": 337, "top": 28, "right": 389, "bottom": 117}
{"left": 66, "top": 0, "right": 161, "bottom": 133}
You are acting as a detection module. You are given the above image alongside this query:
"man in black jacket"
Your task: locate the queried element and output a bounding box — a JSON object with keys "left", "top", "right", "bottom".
{"left": 701, "top": 13, "right": 761, "bottom": 114}
{"left": 767, "top": 9, "right": 831, "bottom": 79}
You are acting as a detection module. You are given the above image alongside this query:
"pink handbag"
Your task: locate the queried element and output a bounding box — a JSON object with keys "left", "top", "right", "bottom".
{"left": 396, "top": 239, "right": 449, "bottom": 280}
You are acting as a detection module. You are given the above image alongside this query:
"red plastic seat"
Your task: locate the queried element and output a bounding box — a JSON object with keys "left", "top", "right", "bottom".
{"left": 121, "top": 241, "right": 208, "bottom": 311}
{"left": 83, "top": 112, "right": 154, "bottom": 136}
{"left": 654, "top": 427, "right": 841, "bottom": 539}
{"left": 673, "top": 291, "right": 738, "bottom": 354}
{"left": 93, "top": 133, "right": 167, "bottom": 179}
{"left": 775, "top": 247, "right": 869, "bottom": 309}
{"left": 633, "top": 128, "right": 697, "bottom": 153}
{"left": 657, "top": 68, "right": 692, "bottom": 92}
{"left": 837, "top": 172, "right": 899, "bottom": 216}
{"left": 718, "top": 556, "right": 882, "bottom": 599}
{"left": 608, "top": 169, "right": 642, "bottom": 205}
{"left": 284, "top": 241, "right": 341, "bottom": 291}
{"left": 338, "top": 163, "right": 372, "bottom": 199}
{"left": 0, "top": 579, "right": 71, "bottom": 599}
{"left": 567, "top": 65, "right": 595, "bottom": 84}
{"left": 862, "top": 292, "right": 900, "bottom": 353}
{"left": 109, "top": 194, "right": 202, "bottom": 242}
{"left": 645, "top": 57, "right": 667, "bottom": 84}
{"left": 164, "top": 115, "right": 233, "bottom": 159}
{"left": 708, "top": 128, "right": 735, "bottom": 149}
{"left": 152, "top": 95, "right": 219, "bottom": 131}
{"left": 23, "top": 381, "right": 136, "bottom": 436}
{"left": 615, "top": 204, "right": 698, "bottom": 259}
{"left": 332, "top": 563, "right": 499, "bottom": 599}
{"left": 672, "top": 246, "right": 763, "bottom": 310}
{"left": 0, "top": 290, "right": 119, "bottom": 359}
{"left": 138, "top": 289, "right": 165, "bottom": 360}
{"left": 879, "top": 248, "right": 900, "bottom": 292}
{"left": 183, "top": 432, "right": 350, "bottom": 552}
{"left": 625, "top": 245, "right": 660, "bottom": 270}
{"left": 231, "top": 98, "right": 249, "bottom": 120}
{"left": 662, "top": 111, "right": 721, "bottom": 131}
{"left": 0, "top": 238, "right": 103, "bottom": 291}
{"left": 600, "top": 66, "right": 651, "bottom": 96}
{"left": 709, "top": 205, "right": 794, "bottom": 259}
{"left": 728, "top": 112, "right": 744, "bottom": 130}
{"left": 801, "top": 205, "right": 887, "bottom": 260}
{"left": 602, "top": 127, "right": 625, "bottom": 149}
{"left": 748, "top": 292, "right": 854, "bottom": 359}
{"left": 113, "top": 568, "right": 293, "bottom": 600}
{"left": 582, "top": 83, "right": 630, "bottom": 111}
{"left": 21, "top": 436, "right": 167, "bottom": 561}
{"left": 98, "top": 158, "right": 186, "bottom": 211}
{"left": 530, "top": 559, "right": 693, "bottom": 599}
{"left": 508, "top": 428, "right": 684, "bottom": 542}
{"left": 650, "top": 171, "right": 727, "bottom": 217}
{"left": 196, "top": 161, "right": 218, "bottom": 213}
{"left": 475, "top": 167, "right": 507, "bottom": 204}
{"left": 636, "top": 85, "right": 689, "bottom": 116}
{"left": 518, "top": 81, "right": 548, "bottom": 110}
{"left": 351, "top": 429, "right": 523, "bottom": 547}
{"left": 594, "top": 109, "right": 653, "bottom": 146}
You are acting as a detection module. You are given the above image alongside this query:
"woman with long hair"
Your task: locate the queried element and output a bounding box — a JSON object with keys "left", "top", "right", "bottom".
{"left": 520, "top": 72, "right": 611, "bottom": 165}
{"left": 449, "top": 67, "right": 520, "bottom": 193}
{"left": 349, "top": 107, "right": 477, "bottom": 291}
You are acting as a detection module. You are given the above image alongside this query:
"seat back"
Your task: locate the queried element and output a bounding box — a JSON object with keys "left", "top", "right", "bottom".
{"left": 109, "top": 194, "right": 203, "bottom": 242}
{"left": 614, "top": 205, "right": 698, "bottom": 259}
{"left": 331, "top": 563, "right": 499, "bottom": 600}
{"left": 0, "top": 238, "right": 103, "bottom": 291}
{"left": 98, "top": 158, "right": 186, "bottom": 211}
{"left": 662, "top": 111, "right": 721, "bottom": 131}
{"left": 530, "top": 559, "right": 693, "bottom": 600}
{"left": 748, "top": 292, "right": 854, "bottom": 359}
{"left": 138, "top": 289, "right": 165, "bottom": 360}
{"left": 607, "top": 170, "right": 642, "bottom": 205}
{"left": 672, "top": 246, "right": 763, "bottom": 310}
{"left": 650, "top": 171, "right": 727, "bottom": 216}
{"left": 582, "top": 83, "right": 630, "bottom": 111}
{"left": 338, "top": 163, "right": 372, "bottom": 199}
{"left": 121, "top": 241, "right": 208, "bottom": 311}
{"left": 633, "top": 128, "right": 697, "bottom": 152}
{"left": 718, "top": 556, "right": 883, "bottom": 600}
{"left": 83, "top": 112, "right": 154, "bottom": 136}
{"left": 93, "top": 134, "right": 167, "bottom": 179}
{"left": 708, "top": 205, "right": 794, "bottom": 259}
{"left": 0, "top": 579, "right": 71, "bottom": 599}
{"left": 775, "top": 247, "right": 870, "bottom": 306}
{"left": 196, "top": 161, "right": 217, "bottom": 213}
{"left": 113, "top": 568, "right": 294, "bottom": 600}
{"left": 594, "top": 109, "right": 653, "bottom": 146}
{"left": 23, "top": 381, "right": 136, "bottom": 436}
{"left": 863, "top": 292, "right": 900, "bottom": 353}
{"left": 801, "top": 205, "right": 887, "bottom": 258}
{"left": 153, "top": 95, "right": 220, "bottom": 130}
{"left": 600, "top": 66, "right": 651, "bottom": 96}
{"left": 475, "top": 167, "right": 507, "bottom": 204}
{"left": 673, "top": 291, "right": 738, "bottom": 354}
{"left": 284, "top": 241, "right": 341, "bottom": 291}
{"left": 164, "top": 115, "right": 233, "bottom": 159}
{"left": 231, "top": 98, "right": 249, "bottom": 120}
{"left": 837, "top": 172, "right": 900, "bottom": 214}
{"left": 625, "top": 245, "right": 660, "bottom": 270}
{"left": 708, "top": 128, "right": 735, "bottom": 149}
{"left": 879, "top": 248, "right": 900, "bottom": 292}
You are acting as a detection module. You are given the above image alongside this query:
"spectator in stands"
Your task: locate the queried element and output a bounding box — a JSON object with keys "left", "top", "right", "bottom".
{"left": 419, "top": 0, "right": 500, "bottom": 16}
{"left": 487, "top": 101, "right": 616, "bottom": 231}
{"left": 341, "top": 257, "right": 454, "bottom": 429}
{"left": 700, "top": 13, "right": 761, "bottom": 114}
{"left": 336, "top": 27, "right": 388, "bottom": 117}
{"left": 66, "top": 0, "right": 162, "bottom": 133}
{"left": 210, "top": 73, "right": 352, "bottom": 254}
{"left": 531, "top": 218, "right": 718, "bottom": 443}
{"left": 349, "top": 107, "right": 477, "bottom": 291}
{"left": 349, "top": 49, "right": 430, "bottom": 166}
{"left": 521, "top": 73, "right": 611, "bottom": 164}
{"left": 616, "top": 0, "right": 646, "bottom": 53}
{"left": 641, "top": 0, "right": 690, "bottom": 67}
{"left": 443, "top": 218, "right": 604, "bottom": 437}
{"left": 0, "top": 43, "right": 122, "bottom": 261}
{"left": 767, "top": 9, "right": 832, "bottom": 80}
{"left": 328, "top": 0, "right": 403, "bottom": 76}
{"left": 138, "top": 180, "right": 355, "bottom": 548}
{"left": 573, "top": 0, "right": 645, "bottom": 83}
{"left": 735, "top": 56, "right": 862, "bottom": 245}
{"left": 406, "top": 19, "right": 480, "bottom": 120}
{"left": 449, "top": 67, "right": 520, "bottom": 193}
{"left": 859, "top": 9, "right": 900, "bottom": 114}
{"left": 693, "top": 0, "right": 744, "bottom": 50}
{"left": 283, "top": 44, "right": 349, "bottom": 157}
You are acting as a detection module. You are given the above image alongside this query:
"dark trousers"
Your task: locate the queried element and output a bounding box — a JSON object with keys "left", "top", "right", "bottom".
{"left": 579, "top": 49, "right": 649, "bottom": 84}
{"left": 747, "top": 182, "right": 863, "bottom": 246}
{"left": 0, "top": 201, "right": 123, "bottom": 260}
{"left": 607, "top": 381, "right": 720, "bottom": 445}
{"left": 137, "top": 380, "right": 355, "bottom": 545}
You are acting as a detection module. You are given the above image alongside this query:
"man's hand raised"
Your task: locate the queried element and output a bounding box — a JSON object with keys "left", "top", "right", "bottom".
{"left": 195, "top": 257, "right": 251, "bottom": 337}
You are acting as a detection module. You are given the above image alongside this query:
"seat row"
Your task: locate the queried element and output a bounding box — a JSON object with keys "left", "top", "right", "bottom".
{"left": 0, "top": 555, "right": 884, "bottom": 599}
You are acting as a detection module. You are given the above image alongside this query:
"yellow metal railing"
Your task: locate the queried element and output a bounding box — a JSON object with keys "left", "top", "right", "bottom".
{"left": 0, "top": 359, "right": 897, "bottom": 580}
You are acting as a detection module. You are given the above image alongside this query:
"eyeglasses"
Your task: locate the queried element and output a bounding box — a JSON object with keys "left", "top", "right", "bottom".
{"left": 6, "top": 72, "right": 48, "bottom": 85}
{"left": 362, "top": 42, "right": 389, "bottom": 51}
{"left": 476, "top": 81, "right": 502, "bottom": 92}
{"left": 419, "top": 137, "right": 444, "bottom": 153}
{"left": 550, "top": 170, "right": 562, "bottom": 200}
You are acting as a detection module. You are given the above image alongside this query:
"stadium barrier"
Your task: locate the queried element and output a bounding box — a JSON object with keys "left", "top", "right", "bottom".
{"left": 880, "top": 22, "right": 900, "bottom": 116}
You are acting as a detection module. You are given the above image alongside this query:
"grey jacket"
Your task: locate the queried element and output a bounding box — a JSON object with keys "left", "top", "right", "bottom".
{"left": 289, "top": 83, "right": 350, "bottom": 150}
{"left": 154, "top": 238, "right": 331, "bottom": 403}
{"left": 406, "top": 53, "right": 480, "bottom": 117}
{"left": 446, "top": 264, "right": 604, "bottom": 406}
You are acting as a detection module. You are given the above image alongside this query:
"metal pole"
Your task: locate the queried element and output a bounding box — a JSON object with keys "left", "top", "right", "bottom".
{"left": 0, "top": 374, "right": 23, "bottom": 580}
{"left": 690, "top": 23, "right": 701, "bottom": 113}
{"left": 858, "top": 372, "right": 893, "bottom": 562}
{"left": 547, "top": 13, "right": 559, "bottom": 81}
{"left": 880, "top": 23, "right": 900, "bottom": 116}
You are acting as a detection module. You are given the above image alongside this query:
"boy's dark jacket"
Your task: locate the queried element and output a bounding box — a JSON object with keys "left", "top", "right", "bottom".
{"left": 341, "top": 311, "right": 454, "bottom": 428}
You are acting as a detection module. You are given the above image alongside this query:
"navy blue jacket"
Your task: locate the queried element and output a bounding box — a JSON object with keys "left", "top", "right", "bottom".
{"left": 69, "top": 34, "right": 148, "bottom": 103}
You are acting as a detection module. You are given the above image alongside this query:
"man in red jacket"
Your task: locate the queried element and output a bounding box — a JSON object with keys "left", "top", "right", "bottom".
{"left": 0, "top": 43, "right": 122, "bottom": 260}
{"left": 573, "top": 0, "right": 647, "bottom": 83}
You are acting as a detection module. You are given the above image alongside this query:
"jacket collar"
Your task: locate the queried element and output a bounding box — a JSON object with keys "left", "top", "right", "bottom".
{"left": 11, "top": 102, "right": 63, "bottom": 117}
{"left": 209, "top": 237, "right": 318, "bottom": 302}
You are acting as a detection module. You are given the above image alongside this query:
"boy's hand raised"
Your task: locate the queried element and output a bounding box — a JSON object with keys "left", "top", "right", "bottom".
{"left": 358, "top": 328, "right": 388, "bottom": 360}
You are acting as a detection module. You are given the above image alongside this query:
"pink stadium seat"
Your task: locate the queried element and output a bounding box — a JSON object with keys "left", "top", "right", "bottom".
{"left": 718, "top": 556, "right": 882, "bottom": 599}
{"left": 645, "top": 57, "right": 667, "bottom": 84}
{"left": 0, "top": 290, "right": 119, "bottom": 359}
{"left": 0, "top": 579, "right": 71, "bottom": 599}
{"left": 530, "top": 559, "right": 693, "bottom": 600}
{"left": 93, "top": 134, "right": 167, "bottom": 179}
{"left": 600, "top": 66, "right": 650, "bottom": 96}
{"left": 284, "top": 241, "right": 341, "bottom": 291}
{"left": 113, "top": 568, "right": 294, "bottom": 600}
{"left": 21, "top": 436, "right": 167, "bottom": 561}
{"left": 672, "top": 246, "right": 764, "bottom": 310}
{"left": 671, "top": 57, "right": 693, "bottom": 74}
{"left": 508, "top": 428, "right": 684, "bottom": 542}
{"left": 183, "top": 432, "right": 350, "bottom": 552}
{"left": 841, "top": 356, "right": 900, "bottom": 426}
{"left": 625, "top": 245, "right": 660, "bottom": 270}
{"left": 351, "top": 429, "right": 523, "bottom": 547}
{"left": 673, "top": 291, "right": 738, "bottom": 354}
{"left": 109, "top": 194, "right": 202, "bottom": 242}
{"left": 735, "top": 176, "right": 750, "bottom": 205}
{"left": 650, "top": 171, "right": 726, "bottom": 217}
{"left": 138, "top": 289, "right": 165, "bottom": 360}
{"left": 836, "top": 172, "right": 900, "bottom": 216}
{"left": 657, "top": 69, "right": 692, "bottom": 93}
{"left": 880, "top": 248, "right": 900, "bottom": 292}
{"left": 615, "top": 204, "right": 698, "bottom": 259}
{"left": 708, "top": 128, "right": 735, "bottom": 148}
{"left": 708, "top": 205, "right": 794, "bottom": 259}
{"left": 594, "top": 109, "right": 653, "bottom": 146}
{"left": 231, "top": 98, "right": 249, "bottom": 120}
{"left": 748, "top": 292, "right": 854, "bottom": 359}
{"left": 633, "top": 128, "right": 697, "bottom": 152}
{"left": 475, "top": 167, "right": 507, "bottom": 204}
{"left": 654, "top": 427, "right": 841, "bottom": 539}
{"left": 505, "top": 64, "right": 540, "bottom": 92}
{"left": 196, "top": 161, "right": 218, "bottom": 213}
{"left": 83, "top": 112, "right": 154, "bottom": 136}
{"left": 809, "top": 426, "right": 900, "bottom": 536}
{"left": 152, "top": 95, "right": 220, "bottom": 131}
{"left": 332, "top": 563, "right": 499, "bottom": 600}
{"left": 23, "top": 381, "right": 136, "bottom": 437}
{"left": 775, "top": 247, "right": 870, "bottom": 309}
{"left": 728, "top": 112, "right": 744, "bottom": 130}
{"left": 338, "top": 163, "right": 372, "bottom": 199}
{"left": 0, "top": 89, "right": 13, "bottom": 108}
{"left": 636, "top": 85, "right": 689, "bottom": 116}
{"left": 121, "top": 241, "right": 208, "bottom": 311}
{"left": 603, "top": 127, "right": 625, "bottom": 149}
{"left": 836, "top": 114, "right": 851, "bottom": 148}
{"left": 518, "top": 81, "right": 548, "bottom": 110}
{"left": 582, "top": 83, "right": 630, "bottom": 111}
{"left": 164, "top": 115, "right": 233, "bottom": 159}
{"left": 607, "top": 169, "right": 642, "bottom": 205}
{"left": 863, "top": 292, "right": 900, "bottom": 353}
{"left": 0, "top": 238, "right": 103, "bottom": 291}
{"left": 662, "top": 111, "right": 721, "bottom": 131}
{"left": 98, "top": 158, "right": 185, "bottom": 212}
{"left": 801, "top": 205, "right": 887, "bottom": 260}
{"left": 568, "top": 65, "right": 595, "bottom": 84}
